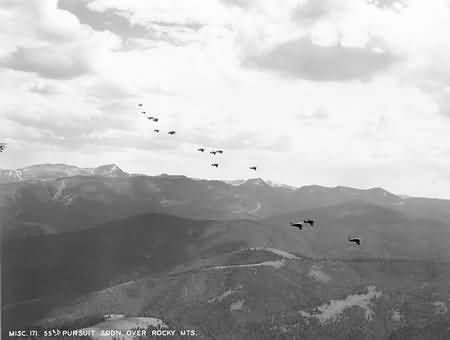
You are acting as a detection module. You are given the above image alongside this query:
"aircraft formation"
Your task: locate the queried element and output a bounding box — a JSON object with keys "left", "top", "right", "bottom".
{"left": 136, "top": 103, "right": 362, "bottom": 247}
{"left": 137, "top": 103, "right": 254, "bottom": 172}
{"left": 0, "top": 106, "right": 362, "bottom": 248}
{"left": 289, "top": 218, "right": 361, "bottom": 246}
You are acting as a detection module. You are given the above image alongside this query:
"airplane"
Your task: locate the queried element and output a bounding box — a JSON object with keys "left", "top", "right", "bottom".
{"left": 216, "top": 150, "right": 223, "bottom": 154}
{"left": 211, "top": 163, "right": 219, "bottom": 168}
{"left": 289, "top": 222, "right": 303, "bottom": 230}
{"left": 197, "top": 148, "right": 205, "bottom": 152}
{"left": 168, "top": 131, "right": 176, "bottom": 135}
{"left": 303, "top": 219, "right": 315, "bottom": 227}
{"left": 348, "top": 236, "right": 361, "bottom": 246}
{"left": 154, "top": 129, "right": 160, "bottom": 133}
{"left": 153, "top": 118, "right": 159, "bottom": 122}
{"left": 138, "top": 104, "right": 143, "bottom": 107}
{"left": 249, "top": 166, "right": 257, "bottom": 171}
{"left": 210, "top": 151, "right": 217, "bottom": 155}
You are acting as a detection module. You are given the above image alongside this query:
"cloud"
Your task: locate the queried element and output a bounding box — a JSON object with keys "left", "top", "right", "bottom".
{"left": 1, "top": 46, "right": 92, "bottom": 79}
{"left": 58, "top": 0, "right": 167, "bottom": 44}
{"left": 0, "top": 0, "right": 121, "bottom": 79}
{"left": 219, "top": 0, "right": 258, "bottom": 10}
{"left": 434, "top": 90, "right": 450, "bottom": 118}
{"left": 293, "top": 0, "right": 336, "bottom": 23}
{"left": 367, "top": 0, "right": 408, "bottom": 10}
{"left": 24, "top": 80, "right": 62, "bottom": 95}
{"left": 86, "top": 81, "right": 133, "bottom": 99}
{"left": 2, "top": 0, "right": 450, "bottom": 199}
{"left": 76, "top": 0, "right": 226, "bottom": 47}
{"left": 297, "top": 107, "right": 329, "bottom": 121}
{"left": 243, "top": 36, "right": 398, "bottom": 81}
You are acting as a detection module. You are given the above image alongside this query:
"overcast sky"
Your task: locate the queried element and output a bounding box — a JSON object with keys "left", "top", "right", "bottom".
{"left": 1, "top": 0, "right": 450, "bottom": 198}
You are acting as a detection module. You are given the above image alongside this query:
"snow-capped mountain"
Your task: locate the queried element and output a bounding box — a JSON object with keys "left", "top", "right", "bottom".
{"left": 0, "top": 163, "right": 128, "bottom": 183}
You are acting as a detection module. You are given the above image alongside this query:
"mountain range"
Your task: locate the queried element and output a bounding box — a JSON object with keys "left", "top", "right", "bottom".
{"left": 1, "top": 163, "right": 449, "bottom": 339}
{"left": 2, "top": 163, "right": 450, "bottom": 238}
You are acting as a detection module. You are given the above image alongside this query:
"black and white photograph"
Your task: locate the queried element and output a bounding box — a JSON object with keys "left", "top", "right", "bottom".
{"left": 1, "top": 0, "right": 450, "bottom": 339}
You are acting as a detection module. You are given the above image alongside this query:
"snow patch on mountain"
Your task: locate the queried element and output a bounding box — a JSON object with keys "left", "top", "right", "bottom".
{"left": 230, "top": 300, "right": 245, "bottom": 311}
{"left": 208, "top": 285, "right": 243, "bottom": 304}
{"left": 432, "top": 301, "right": 448, "bottom": 315}
{"left": 0, "top": 163, "right": 128, "bottom": 183}
{"left": 298, "top": 285, "right": 382, "bottom": 324}
{"left": 307, "top": 265, "right": 331, "bottom": 283}
{"left": 391, "top": 309, "right": 402, "bottom": 322}
{"left": 205, "top": 259, "right": 286, "bottom": 271}
{"left": 248, "top": 202, "right": 262, "bottom": 214}
{"left": 53, "top": 180, "right": 67, "bottom": 200}
{"left": 247, "top": 247, "right": 301, "bottom": 260}
{"left": 160, "top": 199, "right": 187, "bottom": 207}
{"left": 265, "top": 180, "right": 297, "bottom": 190}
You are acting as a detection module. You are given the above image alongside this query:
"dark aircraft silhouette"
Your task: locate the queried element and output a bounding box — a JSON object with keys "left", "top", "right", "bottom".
{"left": 348, "top": 236, "right": 361, "bottom": 246}
{"left": 211, "top": 163, "right": 219, "bottom": 168}
{"left": 289, "top": 222, "right": 303, "bottom": 230}
{"left": 197, "top": 148, "right": 205, "bottom": 152}
{"left": 210, "top": 151, "right": 217, "bottom": 155}
{"left": 0, "top": 143, "right": 6, "bottom": 152}
{"left": 216, "top": 150, "right": 223, "bottom": 154}
{"left": 141, "top": 111, "right": 146, "bottom": 114}
{"left": 249, "top": 166, "right": 257, "bottom": 171}
{"left": 153, "top": 118, "right": 159, "bottom": 122}
{"left": 303, "top": 219, "right": 315, "bottom": 227}
{"left": 154, "top": 129, "right": 160, "bottom": 133}
{"left": 138, "top": 104, "right": 143, "bottom": 107}
{"left": 147, "top": 117, "right": 153, "bottom": 120}
{"left": 168, "top": 131, "right": 176, "bottom": 135}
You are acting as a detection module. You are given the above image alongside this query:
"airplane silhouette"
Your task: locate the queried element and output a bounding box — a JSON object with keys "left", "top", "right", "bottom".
{"left": 348, "top": 236, "right": 361, "bottom": 246}
{"left": 303, "top": 219, "right": 315, "bottom": 227}
{"left": 290, "top": 222, "right": 303, "bottom": 230}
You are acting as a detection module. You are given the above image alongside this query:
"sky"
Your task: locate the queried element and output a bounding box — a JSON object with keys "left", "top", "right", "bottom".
{"left": 1, "top": 0, "right": 450, "bottom": 199}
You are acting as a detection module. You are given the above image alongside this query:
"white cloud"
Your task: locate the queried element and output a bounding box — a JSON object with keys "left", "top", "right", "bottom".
{"left": 1, "top": 0, "right": 450, "bottom": 199}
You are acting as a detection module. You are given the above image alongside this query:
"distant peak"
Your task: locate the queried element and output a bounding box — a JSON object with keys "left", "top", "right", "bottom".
{"left": 95, "top": 163, "right": 119, "bottom": 170}
{"left": 93, "top": 164, "right": 127, "bottom": 177}
{"left": 265, "top": 180, "right": 297, "bottom": 190}
{"left": 243, "top": 178, "right": 267, "bottom": 186}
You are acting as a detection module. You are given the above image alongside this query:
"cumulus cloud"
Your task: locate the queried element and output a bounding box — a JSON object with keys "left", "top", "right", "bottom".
{"left": 0, "top": 0, "right": 121, "bottom": 78}
{"left": 2, "top": 0, "right": 450, "bottom": 198}
{"left": 1, "top": 46, "right": 92, "bottom": 79}
{"left": 244, "top": 36, "right": 398, "bottom": 81}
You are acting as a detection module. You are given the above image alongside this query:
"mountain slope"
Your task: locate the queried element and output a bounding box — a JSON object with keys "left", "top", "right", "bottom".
{"left": 4, "top": 206, "right": 449, "bottom": 331}
{"left": 9, "top": 248, "right": 450, "bottom": 340}
{"left": 2, "top": 164, "right": 450, "bottom": 239}
{"left": 262, "top": 201, "right": 450, "bottom": 260}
